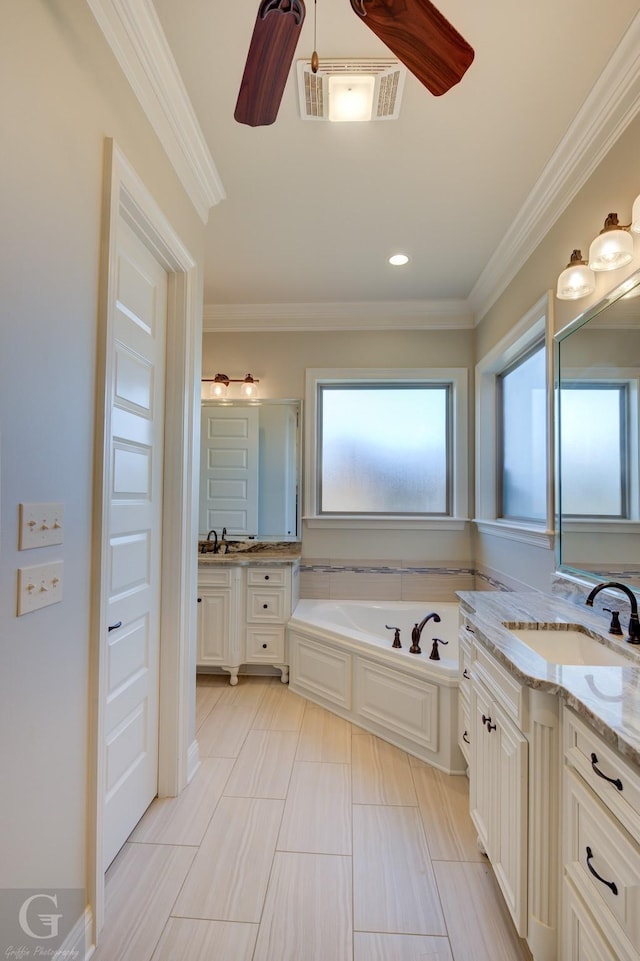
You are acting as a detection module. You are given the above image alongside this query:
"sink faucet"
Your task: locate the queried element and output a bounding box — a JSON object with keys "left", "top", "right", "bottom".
{"left": 409, "top": 611, "right": 441, "bottom": 654}
{"left": 585, "top": 581, "right": 640, "bottom": 644}
{"left": 206, "top": 529, "right": 218, "bottom": 554}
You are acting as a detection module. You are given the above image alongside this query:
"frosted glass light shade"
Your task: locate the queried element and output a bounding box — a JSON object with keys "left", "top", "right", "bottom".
{"left": 240, "top": 375, "right": 258, "bottom": 399}
{"left": 556, "top": 251, "right": 595, "bottom": 300}
{"left": 588, "top": 214, "right": 634, "bottom": 271}
{"left": 328, "top": 75, "right": 375, "bottom": 122}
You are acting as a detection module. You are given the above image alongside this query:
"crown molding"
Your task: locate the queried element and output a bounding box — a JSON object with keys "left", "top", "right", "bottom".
{"left": 470, "top": 12, "right": 640, "bottom": 325}
{"left": 202, "top": 299, "right": 474, "bottom": 332}
{"left": 86, "top": 0, "right": 225, "bottom": 222}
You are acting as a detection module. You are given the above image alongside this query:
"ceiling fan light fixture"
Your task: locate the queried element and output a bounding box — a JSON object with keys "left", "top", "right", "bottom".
{"left": 328, "top": 74, "right": 375, "bottom": 122}
{"left": 588, "top": 213, "right": 634, "bottom": 272}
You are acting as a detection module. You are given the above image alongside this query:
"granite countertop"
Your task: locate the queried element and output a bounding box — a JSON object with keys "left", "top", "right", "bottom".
{"left": 458, "top": 590, "right": 640, "bottom": 767}
{"left": 198, "top": 541, "right": 301, "bottom": 566}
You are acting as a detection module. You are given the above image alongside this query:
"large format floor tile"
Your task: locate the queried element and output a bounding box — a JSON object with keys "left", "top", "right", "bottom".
{"left": 92, "top": 675, "right": 532, "bottom": 961}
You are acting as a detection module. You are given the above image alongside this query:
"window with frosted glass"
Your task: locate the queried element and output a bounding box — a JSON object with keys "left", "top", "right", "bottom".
{"left": 498, "top": 344, "right": 546, "bottom": 522}
{"left": 318, "top": 385, "right": 450, "bottom": 514}
{"left": 560, "top": 384, "right": 627, "bottom": 517}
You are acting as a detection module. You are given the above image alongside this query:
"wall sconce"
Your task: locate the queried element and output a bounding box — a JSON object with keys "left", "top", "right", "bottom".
{"left": 556, "top": 249, "right": 596, "bottom": 301}
{"left": 557, "top": 207, "right": 638, "bottom": 301}
{"left": 202, "top": 373, "right": 260, "bottom": 400}
{"left": 588, "top": 213, "right": 634, "bottom": 272}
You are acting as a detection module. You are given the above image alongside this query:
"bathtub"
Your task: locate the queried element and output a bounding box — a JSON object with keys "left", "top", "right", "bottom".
{"left": 287, "top": 599, "right": 465, "bottom": 773}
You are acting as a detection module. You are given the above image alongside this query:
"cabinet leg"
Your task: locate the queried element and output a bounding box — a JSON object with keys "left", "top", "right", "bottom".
{"left": 222, "top": 666, "right": 239, "bottom": 686}
{"left": 276, "top": 664, "right": 289, "bottom": 684}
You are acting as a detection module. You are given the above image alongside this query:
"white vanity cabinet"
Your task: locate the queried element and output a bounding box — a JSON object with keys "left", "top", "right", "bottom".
{"left": 469, "top": 636, "right": 528, "bottom": 936}
{"left": 464, "top": 620, "right": 561, "bottom": 961}
{"left": 562, "top": 707, "right": 640, "bottom": 961}
{"left": 197, "top": 561, "right": 298, "bottom": 683}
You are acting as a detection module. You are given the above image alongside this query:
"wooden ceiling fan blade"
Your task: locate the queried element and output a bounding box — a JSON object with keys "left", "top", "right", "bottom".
{"left": 351, "top": 0, "right": 474, "bottom": 96}
{"left": 235, "top": 0, "right": 306, "bottom": 126}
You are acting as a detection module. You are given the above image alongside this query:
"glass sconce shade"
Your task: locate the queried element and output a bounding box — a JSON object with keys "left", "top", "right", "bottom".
{"left": 588, "top": 213, "right": 634, "bottom": 271}
{"left": 556, "top": 250, "right": 596, "bottom": 300}
{"left": 240, "top": 374, "right": 259, "bottom": 399}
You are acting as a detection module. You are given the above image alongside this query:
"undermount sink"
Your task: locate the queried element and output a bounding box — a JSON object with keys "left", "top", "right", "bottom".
{"left": 504, "top": 623, "right": 631, "bottom": 667}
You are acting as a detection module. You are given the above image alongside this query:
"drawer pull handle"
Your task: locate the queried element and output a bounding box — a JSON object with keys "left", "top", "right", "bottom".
{"left": 462, "top": 730, "right": 470, "bottom": 744}
{"left": 108, "top": 621, "right": 122, "bottom": 633}
{"left": 481, "top": 714, "right": 496, "bottom": 732}
{"left": 263, "top": 603, "right": 268, "bottom": 609}
{"left": 590, "top": 752, "right": 623, "bottom": 791}
{"left": 585, "top": 847, "right": 618, "bottom": 895}
{"left": 466, "top": 625, "right": 475, "bottom": 634}
{"left": 262, "top": 643, "right": 268, "bottom": 649}
{"left": 264, "top": 575, "right": 270, "bottom": 580}
{"left": 463, "top": 668, "right": 471, "bottom": 679}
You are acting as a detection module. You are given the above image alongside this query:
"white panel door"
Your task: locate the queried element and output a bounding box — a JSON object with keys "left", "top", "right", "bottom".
{"left": 200, "top": 405, "right": 259, "bottom": 536}
{"left": 103, "top": 217, "right": 167, "bottom": 868}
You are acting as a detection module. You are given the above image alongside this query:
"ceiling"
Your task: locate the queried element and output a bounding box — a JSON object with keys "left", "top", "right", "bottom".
{"left": 151, "top": 0, "right": 640, "bottom": 316}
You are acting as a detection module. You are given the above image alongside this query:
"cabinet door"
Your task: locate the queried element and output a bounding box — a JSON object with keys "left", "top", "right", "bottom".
{"left": 493, "top": 702, "right": 528, "bottom": 936}
{"left": 197, "top": 590, "right": 230, "bottom": 666}
{"left": 470, "top": 678, "right": 495, "bottom": 857}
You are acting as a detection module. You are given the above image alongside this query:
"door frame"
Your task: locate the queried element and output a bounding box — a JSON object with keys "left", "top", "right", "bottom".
{"left": 87, "top": 140, "right": 200, "bottom": 944}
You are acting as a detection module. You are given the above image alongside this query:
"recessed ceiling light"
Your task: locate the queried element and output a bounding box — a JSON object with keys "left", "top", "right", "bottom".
{"left": 389, "top": 254, "right": 409, "bottom": 266}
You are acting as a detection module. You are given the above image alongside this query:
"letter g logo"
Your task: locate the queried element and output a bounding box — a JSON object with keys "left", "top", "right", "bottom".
{"left": 18, "top": 893, "right": 63, "bottom": 940}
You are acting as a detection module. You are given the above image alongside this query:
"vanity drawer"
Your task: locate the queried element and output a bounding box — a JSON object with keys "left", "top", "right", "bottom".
{"left": 564, "top": 707, "right": 640, "bottom": 841}
{"left": 247, "top": 567, "right": 288, "bottom": 587}
{"left": 247, "top": 587, "right": 287, "bottom": 622}
{"left": 563, "top": 878, "right": 630, "bottom": 961}
{"left": 564, "top": 768, "right": 640, "bottom": 949}
{"left": 246, "top": 626, "right": 285, "bottom": 662}
{"left": 197, "top": 568, "right": 234, "bottom": 589}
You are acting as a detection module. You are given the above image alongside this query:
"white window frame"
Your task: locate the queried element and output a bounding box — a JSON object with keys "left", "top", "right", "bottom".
{"left": 559, "top": 367, "right": 640, "bottom": 529}
{"left": 474, "top": 293, "right": 555, "bottom": 548}
{"left": 304, "top": 367, "right": 468, "bottom": 530}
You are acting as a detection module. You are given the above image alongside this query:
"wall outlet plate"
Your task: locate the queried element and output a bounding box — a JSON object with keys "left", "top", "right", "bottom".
{"left": 19, "top": 502, "right": 64, "bottom": 549}
{"left": 17, "top": 560, "right": 64, "bottom": 615}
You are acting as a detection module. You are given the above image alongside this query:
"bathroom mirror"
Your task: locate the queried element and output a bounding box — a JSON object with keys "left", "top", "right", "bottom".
{"left": 199, "top": 399, "right": 301, "bottom": 541}
{"left": 556, "top": 269, "right": 640, "bottom": 586}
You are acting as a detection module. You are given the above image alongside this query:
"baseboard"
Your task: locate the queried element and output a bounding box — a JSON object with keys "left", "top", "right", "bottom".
{"left": 187, "top": 737, "right": 200, "bottom": 783}
{"left": 60, "top": 904, "right": 94, "bottom": 960}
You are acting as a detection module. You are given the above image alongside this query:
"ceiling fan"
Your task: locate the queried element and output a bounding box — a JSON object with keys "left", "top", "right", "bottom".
{"left": 234, "top": 0, "right": 474, "bottom": 127}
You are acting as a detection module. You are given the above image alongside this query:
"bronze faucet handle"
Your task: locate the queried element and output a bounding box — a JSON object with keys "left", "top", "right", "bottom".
{"left": 385, "top": 625, "right": 402, "bottom": 649}
{"left": 603, "top": 608, "right": 623, "bottom": 635}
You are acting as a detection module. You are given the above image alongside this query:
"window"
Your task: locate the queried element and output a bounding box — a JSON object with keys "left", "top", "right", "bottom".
{"left": 305, "top": 368, "right": 468, "bottom": 527}
{"left": 497, "top": 342, "right": 547, "bottom": 523}
{"left": 559, "top": 383, "right": 628, "bottom": 517}
{"left": 319, "top": 384, "right": 450, "bottom": 515}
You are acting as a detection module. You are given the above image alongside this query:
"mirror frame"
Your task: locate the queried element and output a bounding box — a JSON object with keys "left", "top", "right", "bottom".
{"left": 554, "top": 267, "right": 640, "bottom": 581}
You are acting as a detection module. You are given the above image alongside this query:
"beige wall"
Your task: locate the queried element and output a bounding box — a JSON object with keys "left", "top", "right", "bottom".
{"left": 475, "top": 111, "right": 640, "bottom": 590}
{"left": 0, "top": 0, "right": 204, "bottom": 901}
{"left": 202, "top": 328, "right": 476, "bottom": 562}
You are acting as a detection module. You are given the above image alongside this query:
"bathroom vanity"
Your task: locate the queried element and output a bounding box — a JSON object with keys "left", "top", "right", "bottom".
{"left": 197, "top": 544, "right": 300, "bottom": 683}
{"left": 458, "top": 589, "right": 640, "bottom": 961}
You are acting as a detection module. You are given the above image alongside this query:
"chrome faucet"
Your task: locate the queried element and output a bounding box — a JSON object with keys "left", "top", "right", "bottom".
{"left": 409, "top": 611, "right": 441, "bottom": 654}
{"left": 585, "top": 581, "right": 640, "bottom": 644}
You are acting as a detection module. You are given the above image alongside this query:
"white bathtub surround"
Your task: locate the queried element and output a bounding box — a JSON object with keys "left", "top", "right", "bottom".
{"left": 299, "top": 561, "right": 476, "bottom": 601}
{"left": 287, "top": 600, "right": 465, "bottom": 773}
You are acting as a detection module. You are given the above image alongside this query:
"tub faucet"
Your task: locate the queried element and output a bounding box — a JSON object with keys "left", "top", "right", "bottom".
{"left": 585, "top": 581, "right": 640, "bottom": 644}
{"left": 409, "top": 611, "right": 441, "bottom": 654}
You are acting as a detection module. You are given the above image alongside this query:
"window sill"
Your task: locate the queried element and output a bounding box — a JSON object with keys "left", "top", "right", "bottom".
{"left": 561, "top": 519, "right": 640, "bottom": 533}
{"left": 304, "top": 516, "right": 470, "bottom": 531}
{"left": 473, "top": 518, "right": 555, "bottom": 548}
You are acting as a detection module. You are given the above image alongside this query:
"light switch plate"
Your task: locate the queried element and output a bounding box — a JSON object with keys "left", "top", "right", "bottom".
{"left": 19, "top": 502, "right": 64, "bottom": 549}
{"left": 17, "top": 561, "right": 64, "bottom": 615}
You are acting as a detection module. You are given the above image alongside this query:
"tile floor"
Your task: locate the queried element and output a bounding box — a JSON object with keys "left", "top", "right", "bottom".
{"left": 93, "top": 675, "right": 532, "bottom": 961}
